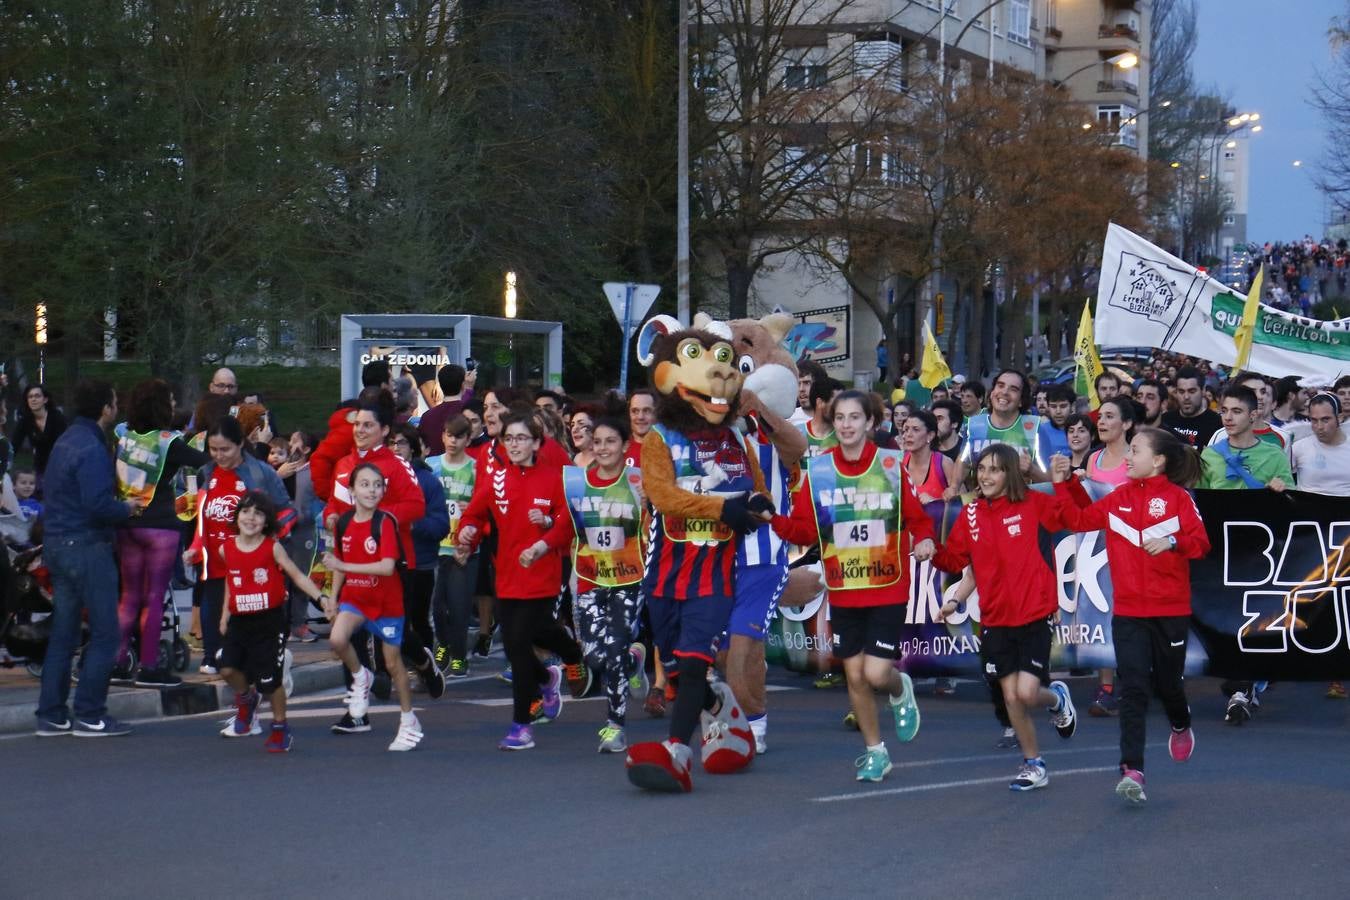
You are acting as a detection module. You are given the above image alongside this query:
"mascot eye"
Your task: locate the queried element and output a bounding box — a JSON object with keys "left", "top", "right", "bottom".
{"left": 678, "top": 340, "right": 702, "bottom": 361}
{"left": 713, "top": 345, "right": 733, "bottom": 364}
{"left": 737, "top": 354, "right": 755, "bottom": 375}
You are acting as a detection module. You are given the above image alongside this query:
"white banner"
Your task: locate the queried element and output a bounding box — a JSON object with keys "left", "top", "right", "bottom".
{"left": 1096, "top": 223, "right": 1350, "bottom": 383}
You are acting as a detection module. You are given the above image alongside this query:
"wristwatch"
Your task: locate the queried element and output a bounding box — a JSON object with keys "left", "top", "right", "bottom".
{"left": 1167, "top": 536, "right": 1177, "bottom": 551}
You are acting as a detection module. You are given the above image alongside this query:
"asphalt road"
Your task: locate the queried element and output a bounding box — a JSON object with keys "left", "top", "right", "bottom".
{"left": 5, "top": 667, "right": 1348, "bottom": 898}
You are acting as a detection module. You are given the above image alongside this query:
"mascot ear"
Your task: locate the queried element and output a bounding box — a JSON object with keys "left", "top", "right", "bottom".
{"left": 692, "top": 312, "right": 733, "bottom": 342}
{"left": 636, "top": 315, "right": 683, "bottom": 367}
{"left": 760, "top": 313, "right": 795, "bottom": 345}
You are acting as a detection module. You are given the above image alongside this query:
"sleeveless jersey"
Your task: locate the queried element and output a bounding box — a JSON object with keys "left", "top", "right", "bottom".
{"left": 563, "top": 465, "right": 645, "bottom": 587}
{"left": 643, "top": 424, "right": 753, "bottom": 600}
{"left": 959, "top": 413, "right": 1051, "bottom": 469}
{"left": 903, "top": 450, "right": 947, "bottom": 500}
{"left": 1087, "top": 448, "right": 1130, "bottom": 486}
{"left": 809, "top": 448, "right": 905, "bottom": 591}
{"left": 114, "top": 424, "right": 181, "bottom": 508}
{"left": 797, "top": 420, "right": 839, "bottom": 459}
{"left": 428, "top": 453, "right": 476, "bottom": 555}
{"left": 223, "top": 537, "right": 287, "bottom": 614}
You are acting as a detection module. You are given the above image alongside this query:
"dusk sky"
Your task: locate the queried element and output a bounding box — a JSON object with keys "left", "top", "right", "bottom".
{"left": 1191, "top": 0, "right": 1344, "bottom": 241}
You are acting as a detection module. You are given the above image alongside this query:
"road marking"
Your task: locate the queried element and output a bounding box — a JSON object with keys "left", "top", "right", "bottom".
{"left": 810, "top": 766, "right": 1118, "bottom": 802}
{"left": 889, "top": 743, "right": 1133, "bottom": 770}
{"left": 457, "top": 696, "right": 609, "bottom": 708}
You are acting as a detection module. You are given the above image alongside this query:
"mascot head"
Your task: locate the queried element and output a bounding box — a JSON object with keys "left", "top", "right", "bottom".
{"left": 721, "top": 313, "right": 799, "bottom": 421}
{"left": 637, "top": 314, "right": 743, "bottom": 428}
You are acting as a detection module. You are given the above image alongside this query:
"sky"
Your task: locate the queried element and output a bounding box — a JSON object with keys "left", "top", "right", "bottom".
{"left": 1190, "top": 0, "right": 1344, "bottom": 240}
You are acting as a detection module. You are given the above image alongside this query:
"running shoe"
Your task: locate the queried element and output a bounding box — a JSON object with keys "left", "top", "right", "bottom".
{"left": 1168, "top": 725, "right": 1195, "bottom": 762}
{"left": 563, "top": 661, "right": 591, "bottom": 699}
{"left": 109, "top": 663, "right": 136, "bottom": 686}
{"left": 643, "top": 685, "right": 667, "bottom": 718}
{"left": 421, "top": 647, "right": 446, "bottom": 699}
{"left": 1049, "top": 680, "right": 1077, "bottom": 739}
{"left": 626, "top": 739, "right": 693, "bottom": 792}
{"left": 854, "top": 746, "right": 893, "bottom": 782}
{"left": 1115, "top": 767, "right": 1146, "bottom": 805}
{"left": 1088, "top": 685, "right": 1119, "bottom": 717}
{"left": 843, "top": 710, "right": 859, "bottom": 731}
{"left": 1010, "top": 758, "right": 1048, "bottom": 791}
{"left": 281, "top": 649, "right": 294, "bottom": 698}
{"left": 539, "top": 665, "right": 563, "bottom": 720}
{"left": 198, "top": 664, "right": 219, "bottom": 676}
{"left": 995, "top": 726, "right": 1019, "bottom": 750}
{"left": 1225, "top": 691, "right": 1252, "bottom": 725}
{"left": 472, "top": 632, "right": 493, "bottom": 659}
{"left": 134, "top": 667, "right": 182, "bottom": 688}
{"left": 73, "top": 716, "right": 132, "bottom": 737}
{"left": 448, "top": 658, "right": 469, "bottom": 679}
{"left": 433, "top": 643, "right": 451, "bottom": 672}
{"left": 529, "top": 698, "right": 552, "bottom": 724}
{"left": 330, "top": 713, "right": 371, "bottom": 734}
{"left": 498, "top": 664, "right": 513, "bottom": 685}
{"left": 700, "top": 681, "right": 754, "bottom": 774}
{"left": 934, "top": 677, "right": 957, "bottom": 697}
{"left": 347, "top": 667, "right": 375, "bottom": 719}
{"left": 597, "top": 723, "right": 627, "bottom": 753}
{"left": 293, "top": 625, "right": 319, "bottom": 644}
{"left": 499, "top": 723, "right": 535, "bottom": 751}
{"left": 889, "top": 672, "right": 920, "bottom": 742}
{"left": 224, "top": 689, "right": 260, "bottom": 738}
{"left": 628, "top": 643, "right": 649, "bottom": 697}
{"left": 265, "top": 722, "right": 293, "bottom": 753}
{"left": 388, "top": 714, "right": 424, "bottom": 751}
{"left": 814, "top": 670, "right": 846, "bottom": 689}
{"left": 1327, "top": 681, "right": 1347, "bottom": 699}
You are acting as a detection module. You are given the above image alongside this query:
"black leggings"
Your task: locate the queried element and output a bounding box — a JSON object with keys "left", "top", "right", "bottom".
{"left": 431, "top": 556, "right": 475, "bottom": 659}
{"left": 1113, "top": 614, "right": 1191, "bottom": 772}
{"left": 496, "top": 597, "right": 581, "bottom": 725}
{"left": 400, "top": 569, "right": 436, "bottom": 668}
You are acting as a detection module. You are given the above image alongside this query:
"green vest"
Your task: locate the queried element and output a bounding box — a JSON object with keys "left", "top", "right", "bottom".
{"left": 809, "top": 449, "right": 904, "bottom": 591}
{"left": 563, "top": 465, "right": 645, "bottom": 587}
{"left": 114, "top": 424, "right": 181, "bottom": 508}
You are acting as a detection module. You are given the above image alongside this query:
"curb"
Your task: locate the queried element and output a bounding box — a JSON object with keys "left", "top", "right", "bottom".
{"left": 0, "top": 661, "right": 346, "bottom": 735}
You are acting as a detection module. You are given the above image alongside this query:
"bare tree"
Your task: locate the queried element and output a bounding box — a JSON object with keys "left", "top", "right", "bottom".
{"left": 1314, "top": 6, "right": 1350, "bottom": 216}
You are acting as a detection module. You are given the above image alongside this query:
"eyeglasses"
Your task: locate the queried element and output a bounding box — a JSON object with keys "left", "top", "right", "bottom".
{"left": 389, "top": 438, "right": 411, "bottom": 448}
{"left": 501, "top": 434, "right": 535, "bottom": 444}
{"left": 211, "top": 382, "right": 237, "bottom": 391}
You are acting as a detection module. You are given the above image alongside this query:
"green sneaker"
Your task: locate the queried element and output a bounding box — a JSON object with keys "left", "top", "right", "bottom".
{"left": 890, "top": 672, "right": 921, "bottom": 742}
{"left": 842, "top": 710, "right": 859, "bottom": 731}
{"left": 433, "top": 643, "right": 450, "bottom": 673}
{"left": 814, "top": 670, "right": 846, "bottom": 689}
{"left": 854, "top": 746, "right": 893, "bottom": 782}
{"left": 447, "top": 658, "right": 469, "bottom": 679}
{"left": 627, "top": 643, "right": 650, "bottom": 696}
{"left": 597, "top": 723, "right": 627, "bottom": 753}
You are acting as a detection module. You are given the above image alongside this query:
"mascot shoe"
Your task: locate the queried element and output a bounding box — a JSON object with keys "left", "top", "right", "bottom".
{"left": 700, "top": 681, "right": 755, "bottom": 774}
{"left": 626, "top": 739, "right": 694, "bottom": 793}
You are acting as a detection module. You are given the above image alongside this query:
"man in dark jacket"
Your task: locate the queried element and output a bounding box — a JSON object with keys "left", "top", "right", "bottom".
{"left": 36, "top": 380, "right": 137, "bottom": 737}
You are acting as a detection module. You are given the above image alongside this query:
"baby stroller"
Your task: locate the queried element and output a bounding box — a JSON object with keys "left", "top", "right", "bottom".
{"left": 129, "top": 587, "right": 192, "bottom": 675}
{"left": 0, "top": 541, "right": 73, "bottom": 677}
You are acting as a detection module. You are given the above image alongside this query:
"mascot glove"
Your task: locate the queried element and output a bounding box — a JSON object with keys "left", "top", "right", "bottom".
{"left": 719, "top": 497, "right": 762, "bottom": 536}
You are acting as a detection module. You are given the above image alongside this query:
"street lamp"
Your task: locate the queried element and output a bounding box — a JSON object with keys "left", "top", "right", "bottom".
{"left": 1052, "top": 52, "right": 1137, "bottom": 87}
{"left": 503, "top": 271, "right": 517, "bottom": 319}
{"left": 35, "top": 302, "right": 47, "bottom": 383}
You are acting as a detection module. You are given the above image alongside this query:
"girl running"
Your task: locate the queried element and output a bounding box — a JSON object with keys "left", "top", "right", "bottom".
{"left": 771, "top": 390, "right": 936, "bottom": 782}
{"left": 558, "top": 416, "right": 648, "bottom": 753}
{"left": 1051, "top": 427, "right": 1210, "bottom": 805}
{"left": 218, "top": 492, "right": 328, "bottom": 752}
{"left": 323, "top": 462, "right": 424, "bottom": 752}
{"left": 456, "top": 410, "right": 584, "bottom": 751}
{"left": 933, "top": 445, "right": 1078, "bottom": 792}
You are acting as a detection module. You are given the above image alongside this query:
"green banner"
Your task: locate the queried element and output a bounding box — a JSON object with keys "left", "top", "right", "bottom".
{"left": 1211, "top": 293, "right": 1350, "bottom": 362}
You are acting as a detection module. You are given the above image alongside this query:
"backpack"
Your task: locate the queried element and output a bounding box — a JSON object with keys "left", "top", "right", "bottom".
{"left": 334, "top": 508, "right": 406, "bottom": 571}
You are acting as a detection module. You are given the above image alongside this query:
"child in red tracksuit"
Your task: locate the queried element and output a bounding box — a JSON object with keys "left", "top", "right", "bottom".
{"left": 933, "top": 444, "right": 1079, "bottom": 793}
{"left": 1051, "top": 426, "right": 1210, "bottom": 806}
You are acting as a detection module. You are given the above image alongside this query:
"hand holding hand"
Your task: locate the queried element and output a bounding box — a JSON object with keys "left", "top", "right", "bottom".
{"left": 1050, "top": 455, "right": 1072, "bottom": 483}
{"left": 912, "top": 538, "right": 935, "bottom": 562}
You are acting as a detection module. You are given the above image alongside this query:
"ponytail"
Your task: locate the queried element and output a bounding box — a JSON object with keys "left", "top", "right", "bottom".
{"left": 1136, "top": 427, "right": 1201, "bottom": 488}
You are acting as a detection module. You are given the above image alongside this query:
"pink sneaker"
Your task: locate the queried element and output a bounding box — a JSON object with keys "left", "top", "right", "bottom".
{"left": 1168, "top": 726, "right": 1195, "bottom": 762}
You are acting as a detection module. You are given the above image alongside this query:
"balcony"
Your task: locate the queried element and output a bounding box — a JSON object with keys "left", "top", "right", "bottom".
{"left": 1098, "top": 23, "right": 1140, "bottom": 42}
{"left": 1045, "top": 26, "right": 1062, "bottom": 42}
{"left": 1098, "top": 79, "right": 1139, "bottom": 97}
{"left": 1105, "top": 0, "right": 1141, "bottom": 9}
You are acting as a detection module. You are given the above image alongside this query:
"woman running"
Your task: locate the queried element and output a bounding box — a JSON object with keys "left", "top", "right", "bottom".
{"left": 771, "top": 389, "right": 935, "bottom": 782}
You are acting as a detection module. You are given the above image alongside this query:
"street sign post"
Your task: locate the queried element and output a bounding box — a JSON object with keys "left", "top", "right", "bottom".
{"left": 603, "top": 281, "right": 661, "bottom": 394}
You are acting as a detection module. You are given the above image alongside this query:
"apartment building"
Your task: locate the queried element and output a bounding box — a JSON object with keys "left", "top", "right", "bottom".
{"left": 1046, "top": 0, "right": 1151, "bottom": 159}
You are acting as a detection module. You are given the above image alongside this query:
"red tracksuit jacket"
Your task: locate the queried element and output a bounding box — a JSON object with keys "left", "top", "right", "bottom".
{"left": 459, "top": 456, "right": 570, "bottom": 601}
{"left": 1054, "top": 475, "right": 1210, "bottom": 618}
{"left": 931, "top": 491, "right": 1069, "bottom": 627}
{"left": 323, "top": 445, "right": 426, "bottom": 562}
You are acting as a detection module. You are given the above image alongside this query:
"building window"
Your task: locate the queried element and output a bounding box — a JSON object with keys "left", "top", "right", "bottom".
{"left": 1223, "top": 149, "right": 1236, "bottom": 160}
{"left": 1223, "top": 214, "right": 1236, "bottom": 226}
{"left": 853, "top": 32, "right": 906, "bottom": 93}
{"left": 785, "top": 64, "right": 828, "bottom": 89}
{"left": 1008, "top": 0, "right": 1031, "bottom": 46}
{"left": 855, "top": 140, "right": 918, "bottom": 186}
{"left": 1045, "top": 0, "right": 1058, "bottom": 30}
{"left": 1221, "top": 170, "right": 1235, "bottom": 183}
{"left": 784, "top": 145, "right": 826, "bottom": 187}
{"left": 1096, "top": 104, "right": 1137, "bottom": 149}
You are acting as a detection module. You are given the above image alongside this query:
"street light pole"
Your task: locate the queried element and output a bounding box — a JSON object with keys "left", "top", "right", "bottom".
{"left": 676, "top": 0, "right": 691, "bottom": 327}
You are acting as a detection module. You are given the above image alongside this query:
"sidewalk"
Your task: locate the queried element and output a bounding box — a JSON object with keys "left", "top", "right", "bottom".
{"left": 0, "top": 642, "right": 345, "bottom": 734}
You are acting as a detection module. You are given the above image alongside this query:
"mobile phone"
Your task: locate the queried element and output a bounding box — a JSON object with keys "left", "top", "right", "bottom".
{"left": 465, "top": 357, "right": 478, "bottom": 372}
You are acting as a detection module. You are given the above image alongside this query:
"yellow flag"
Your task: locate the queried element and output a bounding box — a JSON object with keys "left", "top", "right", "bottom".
{"left": 1233, "top": 264, "right": 1264, "bottom": 372}
{"left": 1073, "top": 299, "right": 1104, "bottom": 409}
{"left": 919, "top": 321, "right": 951, "bottom": 389}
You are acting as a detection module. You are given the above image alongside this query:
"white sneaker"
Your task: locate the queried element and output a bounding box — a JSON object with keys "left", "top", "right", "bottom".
{"left": 199, "top": 664, "right": 219, "bottom": 676}
{"left": 348, "top": 667, "right": 374, "bottom": 719}
{"left": 388, "top": 715, "right": 424, "bottom": 751}
{"left": 281, "top": 649, "right": 294, "bottom": 698}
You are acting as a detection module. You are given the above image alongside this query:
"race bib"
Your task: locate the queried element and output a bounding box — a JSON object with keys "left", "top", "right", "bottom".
{"left": 831, "top": 519, "right": 886, "bottom": 549}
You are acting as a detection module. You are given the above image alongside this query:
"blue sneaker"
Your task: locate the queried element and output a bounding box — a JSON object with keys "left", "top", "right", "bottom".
{"left": 1049, "top": 681, "right": 1077, "bottom": 739}
{"left": 224, "top": 689, "right": 261, "bottom": 738}
{"left": 498, "top": 664, "right": 513, "bottom": 684}
{"left": 889, "top": 672, "right": 920, "bottom": 742}
{"left": 1010, "top": 758, "right": 1048, "bottom": 791}
{"left": 539, "top": 665, "right": 563, "bottom": 720}
{"left": 35, "top": 717, "right": 72, "bottom": 737}
{"left": 854, "top": 746, "right": 893, "bottom": 782}
{"left": 265, "top": 722, "right": 293, "bottom": 753}
{"left": 73, "top": 717, "right": 132, "bottom": 737}
{"left": 498, "top": 723, "right": 535, "bottom": 751}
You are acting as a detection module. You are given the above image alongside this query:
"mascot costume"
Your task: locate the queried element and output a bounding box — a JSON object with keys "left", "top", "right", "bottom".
{"left": 623, "top": 315, "right": 770, "bottom": 793}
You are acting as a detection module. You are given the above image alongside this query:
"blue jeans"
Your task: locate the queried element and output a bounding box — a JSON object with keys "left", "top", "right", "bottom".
{"left": 37, "top": 537, "right": 120, "bottom": 723}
